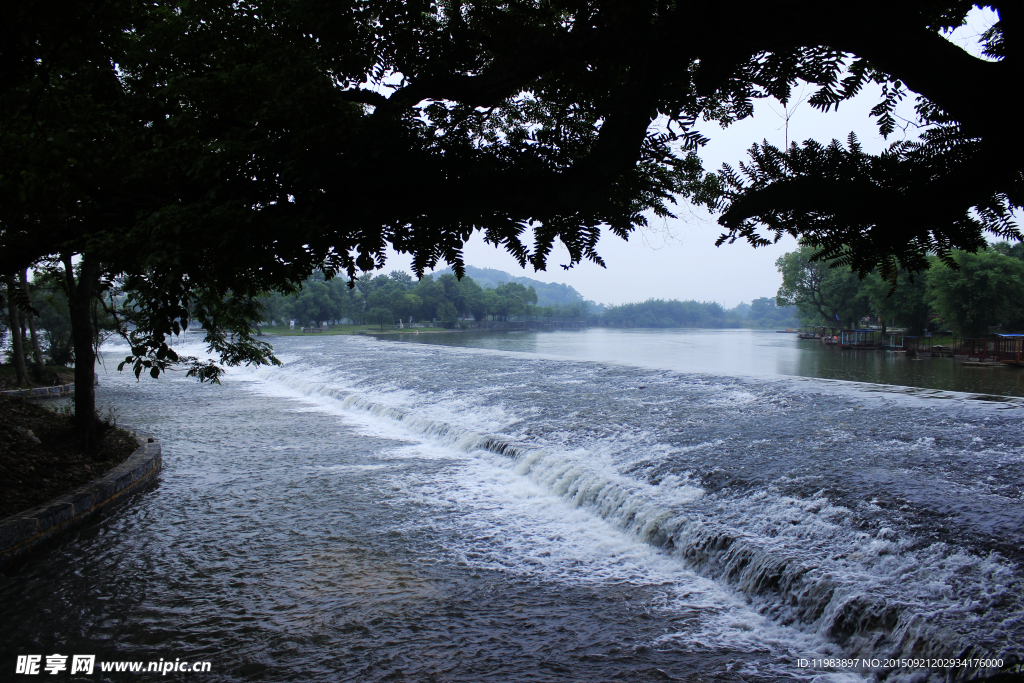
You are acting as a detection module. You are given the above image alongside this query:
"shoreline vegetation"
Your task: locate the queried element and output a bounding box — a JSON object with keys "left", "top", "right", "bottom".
{"left": 258, "top": 249, "right": 1024, "bottom": 338}
{"left": 255, "top": 265, "right": 801, "bottom": 334}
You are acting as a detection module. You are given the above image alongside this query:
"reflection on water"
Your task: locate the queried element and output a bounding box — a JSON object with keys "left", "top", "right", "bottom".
{"left": 394, "top": 328, "right": 1024, "bottom": 397}
{"left": 791, "top": 340, "right": 1024, "bottom": 396}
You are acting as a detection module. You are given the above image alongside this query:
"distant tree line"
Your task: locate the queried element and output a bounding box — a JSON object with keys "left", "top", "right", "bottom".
{"left": 257, "top": 272, "right": 593, "bottom": 328}
{"left": 3, "top": 265, "right": 794, "bottom": 388}
{"left": 254, "top": 268, "right": 800, "bottom": 332}
{"left": 430, "top": 265, "right": 594, "bottom": 309}
{"left": 17, "top": 239, "right": 1018, "bottom": 394}
{"left": 777, "top": 242, "right": 1024, "bottom": 337}
{"left": 598, "top": 297, "right": 797, "bottom": 329}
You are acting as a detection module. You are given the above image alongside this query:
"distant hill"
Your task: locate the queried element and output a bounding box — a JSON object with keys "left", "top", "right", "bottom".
{"left": 429, "top": 265, "right": 587, "bottom": 308}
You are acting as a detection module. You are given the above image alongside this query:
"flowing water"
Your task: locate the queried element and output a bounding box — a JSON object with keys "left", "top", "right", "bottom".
{"left": 2, "top": 329, "right": 1022, "bottom": 682}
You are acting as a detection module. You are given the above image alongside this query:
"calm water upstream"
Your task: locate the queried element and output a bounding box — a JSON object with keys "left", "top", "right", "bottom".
{"left": 394, "top": 328, "right": 1024, "bottom": 399}
{"left": 2, "top": 329, "right": 1022, "bottom": 682}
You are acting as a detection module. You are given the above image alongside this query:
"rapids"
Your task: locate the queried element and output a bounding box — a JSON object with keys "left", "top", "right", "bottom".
{"left": 2, "top": 330, "right": 1021, "bottom": 682}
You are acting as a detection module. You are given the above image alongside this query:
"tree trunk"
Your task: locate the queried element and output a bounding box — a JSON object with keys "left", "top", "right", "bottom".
{"left": 4, "top": 273, "right": 29, "bottom": 386}
{"left": 63, "top": 253, "right": 98, "bottom": 448}
{"left": 20, "top": 269, "right": 47, "bottom": 379}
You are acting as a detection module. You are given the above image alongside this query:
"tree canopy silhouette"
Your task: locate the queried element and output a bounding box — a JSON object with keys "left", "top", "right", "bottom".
{"left": 2, "top": 0, "right": 1021, "bottom": 432}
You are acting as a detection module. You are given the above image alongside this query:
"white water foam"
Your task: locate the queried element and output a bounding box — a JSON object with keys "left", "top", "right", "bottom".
{"left": 224, "top": 362, "right": 882, "bottom": 675}
{"left": 221, "top": 348, "right": 1021, "bottom": 681}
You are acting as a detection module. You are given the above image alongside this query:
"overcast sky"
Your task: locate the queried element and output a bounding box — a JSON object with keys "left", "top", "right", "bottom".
{"left": 382, "top": 8, "right": 1004, "bottom": 308}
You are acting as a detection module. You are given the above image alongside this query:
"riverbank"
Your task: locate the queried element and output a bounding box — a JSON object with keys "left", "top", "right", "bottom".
{"left": 0, "top": 394, "right": 138, "bottom": 520}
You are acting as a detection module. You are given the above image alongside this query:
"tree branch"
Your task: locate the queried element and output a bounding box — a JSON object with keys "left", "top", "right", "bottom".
{"left": 834, "top": 21, "right": 1018, "bottom": 142}
{"left": 337, "top": 88, "right": 389, "bottom": 108}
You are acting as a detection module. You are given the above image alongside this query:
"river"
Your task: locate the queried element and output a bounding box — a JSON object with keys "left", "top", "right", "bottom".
{"left": 1, "top": 328, "right": 1021, "bottom": 682}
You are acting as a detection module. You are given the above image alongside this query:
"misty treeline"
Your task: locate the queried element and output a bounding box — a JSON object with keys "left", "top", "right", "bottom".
{"left": 778, "top": 242, "right": 1024, "bottom": 337}
{"left": 600, "top": 298, "right": 795, "bottom": 329}
{"left": 258, "top": 272, "right": 588, "bottom": 327}
{"left": 258, "top": 267, "right": 796, "bottom": 330}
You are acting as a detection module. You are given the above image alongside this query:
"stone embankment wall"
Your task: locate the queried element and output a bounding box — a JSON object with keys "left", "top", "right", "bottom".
{"left": 0, "top": 435, "right": 162, "bottom": 570}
